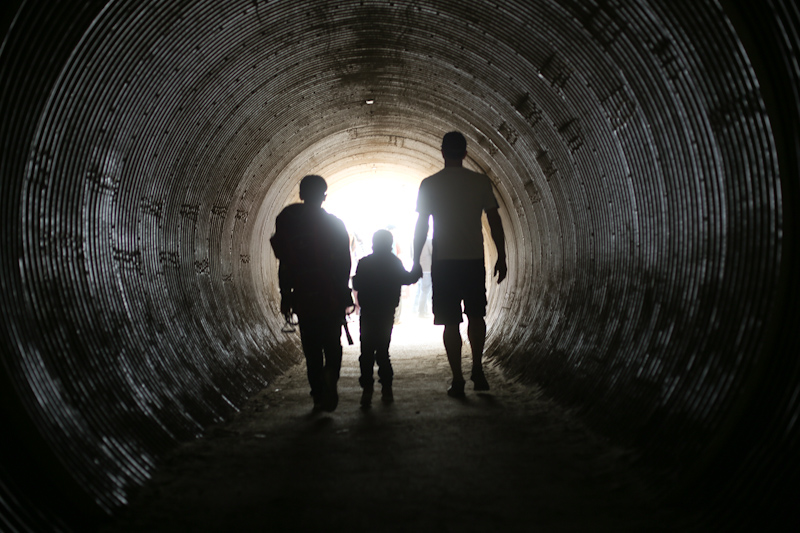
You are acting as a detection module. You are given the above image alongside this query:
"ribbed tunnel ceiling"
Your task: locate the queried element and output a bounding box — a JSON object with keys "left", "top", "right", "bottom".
{"left": 2, "top": 0, "right": 799, "bottom": 529}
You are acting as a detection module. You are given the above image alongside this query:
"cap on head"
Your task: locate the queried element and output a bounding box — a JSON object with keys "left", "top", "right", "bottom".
{"left": 299, "top": 175, "right": 327, "bottom": 202}
{"left": 441, "top": 131, "right": 467, "bottom": 160}
{"left": 372, "top": 229, "right": 394, "bottom": 252}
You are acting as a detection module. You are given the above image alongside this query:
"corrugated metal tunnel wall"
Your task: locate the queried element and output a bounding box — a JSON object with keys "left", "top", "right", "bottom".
{"left": 1, "top": 0, "right": 799, "bottom": 530}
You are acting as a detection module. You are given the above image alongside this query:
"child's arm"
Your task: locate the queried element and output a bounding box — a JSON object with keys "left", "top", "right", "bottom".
{"left": 402, "top": 269, "right": 419, "bottom": 285}
{"left": 396, "top": 258, "right": 420, "bottom": 286}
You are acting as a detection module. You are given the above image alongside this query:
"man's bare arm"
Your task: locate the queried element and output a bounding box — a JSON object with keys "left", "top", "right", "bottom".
{"left": 411, "top": 214, "right": 429, "bottom": 279}
{"left": 486, "top": 207, "right": 507, "bottom": 283}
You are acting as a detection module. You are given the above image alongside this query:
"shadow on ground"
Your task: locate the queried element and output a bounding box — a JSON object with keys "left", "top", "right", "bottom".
{"left": 101, "top": 319, "right": 683, "bottom": 532}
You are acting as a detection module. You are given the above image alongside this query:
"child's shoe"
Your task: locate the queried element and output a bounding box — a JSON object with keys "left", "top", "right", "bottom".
{"left": 360, "top": 387, "right": 373, "bottom": 408}
{"left": 381, "top": 384, "right": 394, "bottom": 404}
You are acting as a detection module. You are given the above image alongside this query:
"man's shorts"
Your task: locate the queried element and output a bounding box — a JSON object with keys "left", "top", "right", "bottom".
{"left": 431, "top": 259, "right": 487, "bottom": 325}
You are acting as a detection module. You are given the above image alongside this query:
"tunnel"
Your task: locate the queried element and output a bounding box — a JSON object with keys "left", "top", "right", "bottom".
{"left": 1, "top": 0, "right": 799, "bottom": 530}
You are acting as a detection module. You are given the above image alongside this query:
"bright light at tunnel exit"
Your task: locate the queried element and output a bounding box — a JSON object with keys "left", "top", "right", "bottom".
{"left": 324, "top": 173, "right": 422, "bottom": 268}
{"left": 322, "top": 170, "right": 445, "bottom": 345}
{"left": 322, "top": 167, "right": 444, "bottom": 342}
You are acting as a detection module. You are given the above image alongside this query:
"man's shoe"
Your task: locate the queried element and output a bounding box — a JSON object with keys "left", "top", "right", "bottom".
{"left": 471, "top": 367, "right": 490, "bottom": 391}
{"left": 311, "top": 390, "right": 324, "bottom": 412}
{"left": 447, "top": 378, "right": 466, "bottom": 398}
{"left": 360, "top": 387, "right": 373, "bottom": 408}
{"left": 312, "top": 398, "right": 324, "bottom": 412}
{"left": 381, "top": 384, "right": 394, "bottom": 404}
{"left": 322, "top": 374, "right": 339, "bottom": 412}
{"left": 322, "top": 391, "right": 338, "bottom": 412}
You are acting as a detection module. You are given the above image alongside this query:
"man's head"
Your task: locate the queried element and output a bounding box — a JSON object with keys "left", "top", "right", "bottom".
{"left": 441, "top": 131, "right": 467, "bottom": 161}
{"left": 372, "top": 229, "right": 394, "bottom": 254}
{"left": 299, "top": 175, "right": 327, "bottom": 206}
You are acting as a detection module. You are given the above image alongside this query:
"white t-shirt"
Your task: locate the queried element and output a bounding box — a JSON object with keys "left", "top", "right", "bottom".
{"left": 415, "top": 167, "right": 499, "bottom": 260}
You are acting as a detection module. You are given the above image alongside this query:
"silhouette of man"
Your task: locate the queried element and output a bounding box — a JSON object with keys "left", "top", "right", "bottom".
{"left": 412, "top": 132, "right": 507, "bottom": 397}
{"left": 270, "top": 175, "right": 352, "bottom": 412}
{"left": 352, "top": 229, "right": 419, "bottom": 407}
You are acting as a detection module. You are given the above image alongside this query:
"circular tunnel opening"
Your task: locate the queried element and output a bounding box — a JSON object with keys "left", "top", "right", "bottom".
{"left": 2, "top": 0, "right": 800, "bottom": 529}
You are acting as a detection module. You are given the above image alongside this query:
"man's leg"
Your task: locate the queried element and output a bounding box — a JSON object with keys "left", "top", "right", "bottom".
{"left": 320, "top": 315, "right": 344, "bottom": 411}
{"left": 432, "top": 260, "right": 466, "bottom": 396}
{"left": 299, "top": 318, "right": 325, "bottom": 407}
{"left": 443, "top": 324, "right": 463, "bottom": 380}
{"left": 443, "top": 324, "right": 466, "bottom": 397}
{"left": 463, "top": 259, "right": 490, "bottom": 391}
{"left": 467, "top": 316, "right": 490, "bottom": 390}
{"left": 467, "top": 316, "right": 486, "bottom": 368}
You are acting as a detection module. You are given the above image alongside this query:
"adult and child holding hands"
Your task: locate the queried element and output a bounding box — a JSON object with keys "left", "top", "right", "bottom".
{"left": 270, "top": 132, "right": 506, "bottom": 412}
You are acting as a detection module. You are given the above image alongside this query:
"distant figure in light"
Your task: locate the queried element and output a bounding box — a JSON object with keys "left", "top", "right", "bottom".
{"left": 352, "top": 229, "right": 420, "bottom": 408}
{"left": 414, "top": 235, "right": 433, "bottom": 318}
{"left": 270, "top": 175, "right": 353, "bottom": 412}
{"left": 411, "top": 131, "right": 507, "bottom": 397}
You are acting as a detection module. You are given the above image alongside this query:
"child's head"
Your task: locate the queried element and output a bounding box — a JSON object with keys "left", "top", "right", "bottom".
{"left": 372, "top": 229, "right": 394, "bottom": 253}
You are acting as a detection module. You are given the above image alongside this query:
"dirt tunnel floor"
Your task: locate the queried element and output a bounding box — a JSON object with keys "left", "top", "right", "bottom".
{"left": 101, "top": 317, "right": 685, "bottom": 532}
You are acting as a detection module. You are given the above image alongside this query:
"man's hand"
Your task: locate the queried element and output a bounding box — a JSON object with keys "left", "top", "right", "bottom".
{"left": 494, "top": 255, "right": 507, "bottom": 283}
{"left": 485, "top": 208, "right": 506, "bottom": 283}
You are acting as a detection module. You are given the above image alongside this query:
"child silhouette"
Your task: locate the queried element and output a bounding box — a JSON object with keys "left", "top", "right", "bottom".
{"left": 352, "top": 229, "right": 420, "bottom": 407}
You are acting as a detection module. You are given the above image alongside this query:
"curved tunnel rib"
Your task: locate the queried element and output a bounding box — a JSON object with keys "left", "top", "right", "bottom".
{"left": 1, "top": 0, "right": 799, "bottom": 529}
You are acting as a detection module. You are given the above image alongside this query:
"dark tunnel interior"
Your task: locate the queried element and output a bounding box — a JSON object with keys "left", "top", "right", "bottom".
{"left": 2, "top": 0, "right": 800, "bottom": 530}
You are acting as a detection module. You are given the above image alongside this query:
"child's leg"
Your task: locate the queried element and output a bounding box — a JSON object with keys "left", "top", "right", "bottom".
{"left": 375, "top": 313, "right": 395, "bottom": 386}
{"left": 359, "top": 314, "right": 377, "bottom": 389}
